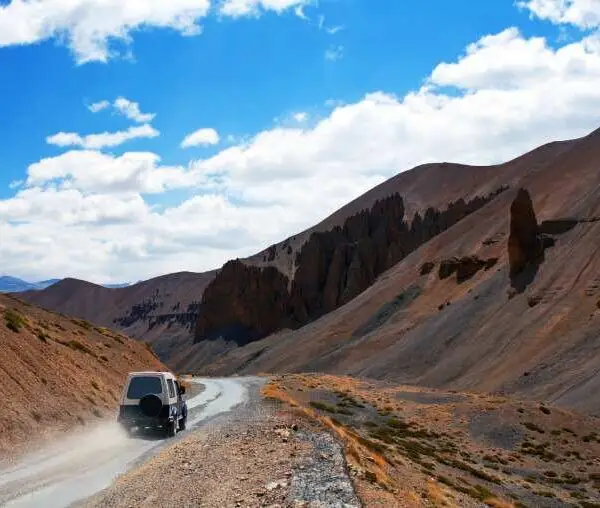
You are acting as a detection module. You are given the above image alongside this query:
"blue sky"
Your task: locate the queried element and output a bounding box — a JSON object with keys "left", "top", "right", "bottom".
{"left": 0, "top": 0, "right": 599, "bottom": 283}
{"left": 0, "top": 1, "right": 565, "bottom": 190}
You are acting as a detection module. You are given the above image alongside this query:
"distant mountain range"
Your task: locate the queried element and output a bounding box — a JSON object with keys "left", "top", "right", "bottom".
{"left": 0, "top": 276, "right": 130, "bottom": 293}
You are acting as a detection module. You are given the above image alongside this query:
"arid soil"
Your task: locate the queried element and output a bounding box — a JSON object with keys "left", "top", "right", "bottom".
{"left": 79, "top": 381, "right": 360, "bottom": 508}
{"left": 0, "top": 294, "right": 166, "bottom": 460}
{"left": 264, "top": 374, "right": 600, "bottom": 508}
{"left": 86, "top": 372, "right": 600, "bottom": 508}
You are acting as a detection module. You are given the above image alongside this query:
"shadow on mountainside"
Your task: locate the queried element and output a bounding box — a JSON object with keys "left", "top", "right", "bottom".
{"left": 509, "top": 262, "right": 541, "bottom": 295}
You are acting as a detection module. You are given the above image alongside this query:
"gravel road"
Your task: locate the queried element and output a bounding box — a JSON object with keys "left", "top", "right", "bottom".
{"left": 78, "top": 378, "right": 361, "bottom": 508}
{"left": 0, "top": 377, "right": 253, "bottom": 508}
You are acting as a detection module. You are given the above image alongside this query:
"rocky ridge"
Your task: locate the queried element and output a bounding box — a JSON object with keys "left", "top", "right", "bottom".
{"left": 194, "top": 187, "right": 508, "bottom": 346}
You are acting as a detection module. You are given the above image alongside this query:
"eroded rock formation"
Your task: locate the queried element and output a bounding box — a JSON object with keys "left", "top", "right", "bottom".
{"left": 508, "top": 188, "right": 544, "bottom": 277}
{"left": 196, "top": 261, "right": 292, "bottom": 345}
{"left": 438, "top": 256, "right": 498, "bottom": 283}
{"left": 195, "top": 187, "right": 508, "bottom": 344}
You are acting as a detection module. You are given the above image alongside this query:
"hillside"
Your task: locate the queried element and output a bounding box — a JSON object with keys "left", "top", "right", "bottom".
{"left": 18, "top": 271, "right": 217, "bottom": 365}
{"left": 189, "top": 135, "right": 579, "bottom": 355}
{"left": 0, "top": 294, "right": 166, "bottom": 457}
{"left": 263, "top": 374, "right": 600, "bottom": 507}
{"left": 189, "top": 126, "right": 600, "bottom": 415}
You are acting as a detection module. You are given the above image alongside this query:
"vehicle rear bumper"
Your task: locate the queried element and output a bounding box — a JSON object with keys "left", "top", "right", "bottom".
{"left": 118, "top": 404, "right": 175, "bottom": 429}
{"left": 118, "top": 416, "right": 172, "bottom": 429}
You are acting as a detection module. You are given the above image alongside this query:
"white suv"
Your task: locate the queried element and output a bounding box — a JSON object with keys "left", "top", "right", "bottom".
{"left": 117, "top": 371, "right": 188, "bottom": 438}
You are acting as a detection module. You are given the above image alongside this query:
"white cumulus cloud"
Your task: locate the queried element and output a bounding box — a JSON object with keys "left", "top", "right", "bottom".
{"left": 0, "top": 0, "right": 211, "bottom": 64}
{"left": 192, "top": 28, "right": 600, "bottom": 191}
{"left": 293, "top": 112, "right": 308, "bottom": 122}
{"left": 114, "top": 97, "right": 156, "bottom": 123}
{"left": 3, "top": 26, "right": 600, "bottom": 283}
{"left": 518, "top": 0, "right": 600, "bottom": 29}
{"left": 86, "top": 97, "right": 155, "bottom": 123}
{"left": 181, "top": 128, "right": 221, "bottom": 148}
{"left": 219, "top": 0, "right": 310, "bottom": 18}
{"left": 47, "top": 124, "right": 159, "bottom": 150}
{"left": 26, "top": 150, "right": 197, "bottom": 195}
{"left": 88, "top": 100, "right": 110, "bottom": 113}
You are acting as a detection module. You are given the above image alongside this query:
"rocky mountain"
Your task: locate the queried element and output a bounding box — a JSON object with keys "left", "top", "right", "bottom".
{"left": 194, "top": 187, "right": 508, "bottom": 345}
{"left": 189, "top": 126, "right": 600, "bottom": 415}
{"left": 17, "top": 126, "right": 600, "bottom": 417}
{"left": 0, "top": 293, "right": 165, "bottom": 456}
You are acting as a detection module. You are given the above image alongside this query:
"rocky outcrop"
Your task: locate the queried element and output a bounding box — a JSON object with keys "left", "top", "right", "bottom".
{"left": 508, "top": 188, "right": 544, "bottom": 277}
{"left": 419, "top": 262, "right": 436, "bottom": 276}
{"left": 195, "top": 187, "right": 508, "bottom": 345}
{"left": 114, "top": 296, "right": 202, "bottom": 332}
{"left": 196, "top": 261, "right": 292, "bottom": 345}
{"left": 438, "top": 256, "right": 498, "bottom": 283}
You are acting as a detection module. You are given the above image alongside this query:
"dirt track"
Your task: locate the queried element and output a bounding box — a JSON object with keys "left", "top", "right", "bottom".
{"left": 79, "top": 378, "right": 361, "bottom": 508}
{"left": 0, "top": 378, "right": 249, "bottom": 507}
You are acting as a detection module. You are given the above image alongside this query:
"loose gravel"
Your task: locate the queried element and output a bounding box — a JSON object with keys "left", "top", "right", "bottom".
{"left": 289, "top": 431, "right": 360, "bottom": 507}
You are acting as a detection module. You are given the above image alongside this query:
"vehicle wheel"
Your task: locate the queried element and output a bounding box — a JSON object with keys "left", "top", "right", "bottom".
{"left": 166, "top": 420, "right": 177, "bottom": 438}
{"left": 179, "top": 417, "right": 187, "bottom": 431}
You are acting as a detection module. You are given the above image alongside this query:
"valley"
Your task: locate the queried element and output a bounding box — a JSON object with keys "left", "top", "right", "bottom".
{"left": 6, "top": 126, "right": 600, "bottom": 507}
{"left": 17, "top": 126, "right": 600, "bottom": 417}
{"left": 3, "top": 1, "right": 600, "bottom": 505}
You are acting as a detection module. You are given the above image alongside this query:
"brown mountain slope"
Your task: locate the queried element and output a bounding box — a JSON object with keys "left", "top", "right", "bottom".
{"left": 18, "top": 134, "right": 580, "bottom": 366}
{"left": 18, "top": 271, "right": 216, "bottom": 365}
{"left": 245, "top": 136, "right": 576, "bottom": 279}
{"left": 0, "top": 294, "right": 165, "bottom": 457}
{"left": 193, "top": 127, "right": 600, "bottom": 415}
{"left": 188, "top": 131, "right": 592, "bottom": 361}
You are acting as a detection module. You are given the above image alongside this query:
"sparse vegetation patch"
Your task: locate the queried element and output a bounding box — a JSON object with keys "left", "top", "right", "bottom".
{"left": 72, "top": 318, "right": 93, "bottom": 331}
{"left": 4, "top": 308, "right": 26, "bottom": 333}
{"left": 61, "top": 339, "right": 95, "bottom": 357}
{"left": 260, "top": 373, "right": 600, "bottom": 508}
{"left": 36, "top": 328, "right": 50, "bottom": 343}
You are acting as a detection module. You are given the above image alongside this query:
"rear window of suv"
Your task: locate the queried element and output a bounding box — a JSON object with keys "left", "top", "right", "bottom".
{"left": 126, "top": 376, "right": 163, "bottom": 399}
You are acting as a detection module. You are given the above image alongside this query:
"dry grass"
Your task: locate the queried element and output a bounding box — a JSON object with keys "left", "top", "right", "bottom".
{"left": 427, "top": 480, "right": 462, "bottom": 508}
{"left": 262, "top": 379, "right": 392, "bottom": 489}
{"left": 4, "top": 308, "right": 26, "bottom": 333}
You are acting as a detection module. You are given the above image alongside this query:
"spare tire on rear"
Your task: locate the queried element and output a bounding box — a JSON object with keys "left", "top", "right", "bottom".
{"left": 139, "top": 394, "right": 162, "bottom": 417}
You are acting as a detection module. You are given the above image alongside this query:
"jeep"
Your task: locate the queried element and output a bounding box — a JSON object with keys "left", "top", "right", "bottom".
{"left": 117, "top": 371, "right": 188, "bottom": 437}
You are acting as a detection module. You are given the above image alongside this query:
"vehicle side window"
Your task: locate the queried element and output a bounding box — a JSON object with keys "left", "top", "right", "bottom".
{"left": 167, "top": 379, "right": 175, "bottom": 399}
